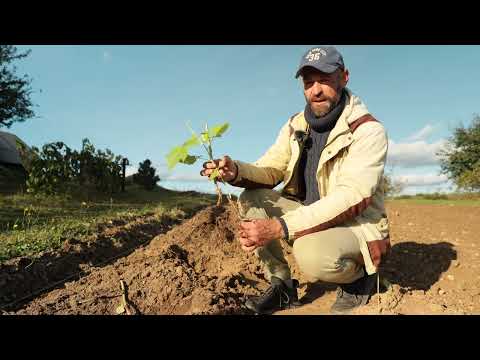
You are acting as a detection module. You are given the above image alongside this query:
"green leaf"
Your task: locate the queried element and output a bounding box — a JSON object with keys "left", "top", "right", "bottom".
{"left": 166, "top": 134, "right": 203, "bottom": 170}
{"left": 208, "top": 123, "right": 229, "bottom": 139}
{"left": 184, "top": 134, "right": 200, "bottom": 148}
{"left": 166, "top": 145, "right": 189, "bottom": 170}
{"left": 180, "top": 155, "right": 200, "bottom": 165}
{"left": 200, "top": 132, "right": 209, "bottom": 143}
{"left": 209, "top": 168, "right": 220, "bottom": 181}
{"left": 166, "top": 146, "right": 201, "bottom": 169}
{"left": 167, "top": 122, "right": 228, "bottom": 170}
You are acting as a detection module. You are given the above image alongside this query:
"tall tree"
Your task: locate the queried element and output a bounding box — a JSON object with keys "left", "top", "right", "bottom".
{"left": 0, "top": 45, "right": 35, "bottom": 129}
{"left": 383, "top": 174, "right": 405, "bottom": 197}
{"left": 438, "top": 115, "right": 480, "bottom": 191}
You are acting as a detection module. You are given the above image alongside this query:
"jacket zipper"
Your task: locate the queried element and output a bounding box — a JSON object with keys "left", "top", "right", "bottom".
{"left": 283, "top": 125, "right": 310, "bottom": 194}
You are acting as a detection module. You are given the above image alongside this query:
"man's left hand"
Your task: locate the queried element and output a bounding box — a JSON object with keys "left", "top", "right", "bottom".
{"left": 238, "top": 218, "right": 285, "bottom": 252}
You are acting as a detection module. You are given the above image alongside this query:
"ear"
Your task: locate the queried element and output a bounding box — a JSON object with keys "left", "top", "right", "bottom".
{"left": 341, "top": 69, "right": 350, "bottom": 87}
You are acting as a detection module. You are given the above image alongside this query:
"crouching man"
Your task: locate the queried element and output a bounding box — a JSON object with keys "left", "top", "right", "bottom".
{"left": 200, "top": 46, "right": 390, "bottom": 314}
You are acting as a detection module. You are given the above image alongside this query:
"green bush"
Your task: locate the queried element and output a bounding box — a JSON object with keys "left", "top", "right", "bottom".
{"left": 133, "top": 159, "right": 160, "bottom": 191}
{"left": 26, "top": 139, "right": 126, "bottom": 195}
{"left": 421, "top": 192, "right": 449, "bottom": 200}
{"left": 395, "top": 194, "right": 413, "bottom": 200}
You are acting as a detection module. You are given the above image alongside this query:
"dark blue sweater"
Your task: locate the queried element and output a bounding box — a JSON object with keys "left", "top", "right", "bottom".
{"left": 299, "top": 91, "right": 347, "bottom": 206}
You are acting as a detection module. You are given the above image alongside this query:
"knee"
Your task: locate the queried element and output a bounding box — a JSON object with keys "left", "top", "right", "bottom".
{"left": 239, "top": 188, "right": 272, "bottom": 205}
{"left": 293, "top": 238, "right": 362, "bottom": 284}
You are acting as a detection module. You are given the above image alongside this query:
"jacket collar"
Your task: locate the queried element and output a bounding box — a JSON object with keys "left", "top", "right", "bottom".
{"left": 318, "top": 88, "right": 370, "bottom": 147}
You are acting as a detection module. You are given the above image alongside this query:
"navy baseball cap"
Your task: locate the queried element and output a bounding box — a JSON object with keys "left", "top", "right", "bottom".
{"left": 295, "top": 46, "right": 345, "bottom": 78}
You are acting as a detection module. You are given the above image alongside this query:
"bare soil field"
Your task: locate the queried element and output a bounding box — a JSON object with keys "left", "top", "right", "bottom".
{"left": 2, "top": 202, "right": 479, "bottom": 315}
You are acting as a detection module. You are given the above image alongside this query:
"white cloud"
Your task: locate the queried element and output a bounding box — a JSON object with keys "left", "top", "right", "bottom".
{"left": 387, "top": 139, "right": 446, "bottom": 168}
{"left": 393, "top": 173, "right": 449, "bottom": 187}
{"left": 102, "top": 50, "right": 112, "bottom": 63}
{"left": 125, "top": 167, "right": 137, "bottom": 177}
{"left": 386, "top": 123, "right": 448, "bottom": 168}
{"left": 125, "top": 164, "right": 205, "bottom": 182}
{"left": 407, "top": 124, "right": 435, "bottom": 141}
{"left": 163, "top": 173, "right": 205, "bottom": 182}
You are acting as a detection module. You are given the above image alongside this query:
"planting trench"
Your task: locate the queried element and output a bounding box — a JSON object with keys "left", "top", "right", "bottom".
{"left": 1, "top": 204, "right": 278, "bottom": 314}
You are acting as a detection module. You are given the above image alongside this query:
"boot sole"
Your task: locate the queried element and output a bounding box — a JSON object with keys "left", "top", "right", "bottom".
{"left": 244, "top": 300, "right": 302, "bottom": 315}
{"left": 330, "top": 293, "right": 373, "bottom": 314}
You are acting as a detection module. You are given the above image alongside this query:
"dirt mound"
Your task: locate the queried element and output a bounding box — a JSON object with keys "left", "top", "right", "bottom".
{"left": 11, "top": 204, "right": 272, "bottom": 315}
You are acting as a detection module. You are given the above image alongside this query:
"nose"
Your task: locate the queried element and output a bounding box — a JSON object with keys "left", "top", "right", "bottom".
{"left": 311, "top": 81, "right": 323, "bottom": 97}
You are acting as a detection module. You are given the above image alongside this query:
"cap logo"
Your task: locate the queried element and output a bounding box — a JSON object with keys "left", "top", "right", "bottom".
{"left": 305, "top": 48, "right": 327, "bottom": 62}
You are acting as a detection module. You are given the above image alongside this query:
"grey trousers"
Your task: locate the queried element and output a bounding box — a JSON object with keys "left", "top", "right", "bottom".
{"left": 239, "top": 189, "right": 365, "bottom": 284}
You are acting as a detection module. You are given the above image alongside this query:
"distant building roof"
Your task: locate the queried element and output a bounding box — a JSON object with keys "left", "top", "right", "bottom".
{"left": 0, "top": 131, "right": 26, "bottom": 166}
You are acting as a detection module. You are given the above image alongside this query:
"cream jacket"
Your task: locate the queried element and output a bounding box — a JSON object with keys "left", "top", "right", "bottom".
{"left": 231, "top": 89, "right": 390, "bottom": 274}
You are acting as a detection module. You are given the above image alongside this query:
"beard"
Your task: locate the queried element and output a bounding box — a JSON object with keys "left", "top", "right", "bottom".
{"left": 308, "top": 98, "right": 337, "bottom": 117}
{"left": 305, "top": 87, "right": 343, "bottom": 117}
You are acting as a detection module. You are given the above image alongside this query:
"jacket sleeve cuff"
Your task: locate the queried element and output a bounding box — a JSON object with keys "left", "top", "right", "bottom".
{"left": 280, "top": 213, "right": 300, "bottom": 241}
{"left": 227, "top": 160, "right": 242, "bottom": 185}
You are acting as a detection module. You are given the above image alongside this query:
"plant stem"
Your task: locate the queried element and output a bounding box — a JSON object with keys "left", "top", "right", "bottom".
{"left": 188, "top": 121, "right": 241, "bottom": 219}
{"left": 202, "top": 122, "right": 223, "bottom": 206}
{"left": 211, "top": 161, "right": 241, "bottom": 221}
{"left": 207, "top": 156, "right": 223, "bottom": 206}
{"left": 186, "top": 121, "right": 211, "bottom": 159}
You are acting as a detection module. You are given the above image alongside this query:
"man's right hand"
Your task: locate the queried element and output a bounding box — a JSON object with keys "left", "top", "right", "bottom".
{"left": 200, "top": 155, "right": 238, "bottom": 183}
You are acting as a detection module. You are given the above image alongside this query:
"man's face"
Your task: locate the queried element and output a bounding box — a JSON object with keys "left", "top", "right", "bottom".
{"left": 301, "top": 67, "right": 349, "bottom": 117}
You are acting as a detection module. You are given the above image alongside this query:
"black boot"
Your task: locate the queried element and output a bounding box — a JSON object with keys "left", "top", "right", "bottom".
{"left": 330, "top": 272, "right": 377, "bottom": 314}
{"left": 245, "top": 276, "right": 301, "bottom": 315}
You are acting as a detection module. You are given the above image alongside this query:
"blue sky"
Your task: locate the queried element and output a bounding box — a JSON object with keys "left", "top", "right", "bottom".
{"left": 8, "top": 45, "right": 480, "bottom": 195}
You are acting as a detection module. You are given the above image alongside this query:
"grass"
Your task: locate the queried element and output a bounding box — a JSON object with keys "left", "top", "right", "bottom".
{"left": 0, "top": 185, "right": 217, "bottom": 262}
{"left": 0, "top": 164, "right": 27, "bottom": 195}
{"left": 389, "top": 198, "right": 480, "bottom": 206}
{"left": 3, "top": 183, "right": 478, "bottom": 263}
{"left": 387, "top": 192, "right": 480, "bottom": 206}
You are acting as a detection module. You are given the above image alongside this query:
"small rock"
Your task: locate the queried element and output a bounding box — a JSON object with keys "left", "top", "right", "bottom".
{"left": 438, "top": 289, "right": 446, "bottom": 295}
{"left": 453, "top": 261, "right": 460, "bottom": 267}
{"left": 429, "top": 303, "right": 444, "bottom": 312}
{"left": 447, "top": 275, "right": 455, "bottom": 281}
{"left": 176, "top": 266, "right": 183, "bottom": 276}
